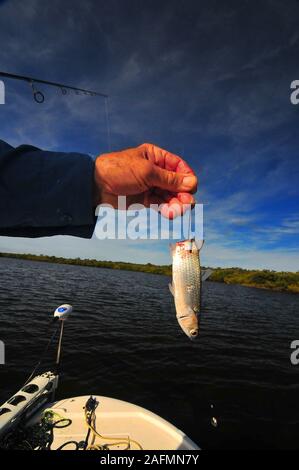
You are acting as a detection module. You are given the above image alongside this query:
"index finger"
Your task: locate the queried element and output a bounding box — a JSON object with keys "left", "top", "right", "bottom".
{"left": 140, "top": 143, "right": 195, "bottom": 175}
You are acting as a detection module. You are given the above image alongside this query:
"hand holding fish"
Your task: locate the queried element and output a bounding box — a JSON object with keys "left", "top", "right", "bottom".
{"left": 94, "top": 143, "right": 197, "bottom": 219}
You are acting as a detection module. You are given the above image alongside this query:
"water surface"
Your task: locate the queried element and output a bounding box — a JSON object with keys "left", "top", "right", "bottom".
{"left": 0, "top": 257, "right": 298, "bottom": 449}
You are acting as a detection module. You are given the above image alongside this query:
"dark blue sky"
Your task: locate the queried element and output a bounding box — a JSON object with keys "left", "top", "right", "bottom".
{"left": 0, "top": 0, "right": 298, "bottom": 269}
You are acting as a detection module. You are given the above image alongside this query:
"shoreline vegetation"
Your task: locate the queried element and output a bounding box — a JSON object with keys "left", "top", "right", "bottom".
{"left": 0, "top": 252, "right": 298, "bottom": 294}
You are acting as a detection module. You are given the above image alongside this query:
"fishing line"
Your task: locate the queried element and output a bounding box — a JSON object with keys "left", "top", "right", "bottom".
{"left": 187, "top": 206, "right": 192, "bottom": 240}
{"left": 104, "top": 96, "right": 112, "bottom": 152}
{"left": 21, "top": 322, "right": 60, "bottom": 388}
{"left": 181, "top": 144, "right": 192, "bottom": 241}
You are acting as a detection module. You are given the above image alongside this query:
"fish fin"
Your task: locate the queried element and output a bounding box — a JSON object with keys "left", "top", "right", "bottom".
{"left": 195, "top": 239, "right": 204, "bottom": 251}
{"left": 168, "top": 283, "right": 175, "bottom": 296}
{"left": 169, "top": 243, "right": 176, "bottom": 256}
{"left": 201, "top": 268, "right": 213, "bottom": 282}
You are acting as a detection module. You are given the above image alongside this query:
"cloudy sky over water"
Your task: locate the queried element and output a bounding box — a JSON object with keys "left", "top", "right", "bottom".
{"left": 0, "top": 0, "right": 299, "bottom": 270}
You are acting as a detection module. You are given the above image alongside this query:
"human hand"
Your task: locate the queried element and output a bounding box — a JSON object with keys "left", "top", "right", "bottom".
{"left": 94, "top": 143, "right": 197, "bottom": 219}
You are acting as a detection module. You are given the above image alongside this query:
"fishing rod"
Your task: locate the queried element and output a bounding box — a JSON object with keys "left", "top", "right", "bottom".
{"left": 0, "top": 71, "right": 112, "bottom": 150}
{"left": 0, "top": 71, "right": 108, "bottom": 103}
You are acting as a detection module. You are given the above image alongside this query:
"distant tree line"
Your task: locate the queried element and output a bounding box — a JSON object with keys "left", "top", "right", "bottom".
{"left": 0, "top": 252, "right": 298, "bottom": 294}
{"left": 209, "top": 267, "right": 299, "bottom": 294}
{"left": 0, "top": 252, "right": 172, "bottom": 276}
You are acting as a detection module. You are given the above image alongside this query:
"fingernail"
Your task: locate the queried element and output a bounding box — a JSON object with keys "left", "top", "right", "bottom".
{"left": 183, "top": 175, "right": 197, "bottom": 189}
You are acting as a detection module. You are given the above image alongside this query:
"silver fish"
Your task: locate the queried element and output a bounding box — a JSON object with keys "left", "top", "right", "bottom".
{"left": 169, "top": 239, "right": 205, "bottom": 340}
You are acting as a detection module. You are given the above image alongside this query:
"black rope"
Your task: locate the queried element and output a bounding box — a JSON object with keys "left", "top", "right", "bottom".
{"left": 21, "top": 321, "right": 59, "bottom": 388}
{"left": 56, "top": 440, "right": 79, "bottom": 451}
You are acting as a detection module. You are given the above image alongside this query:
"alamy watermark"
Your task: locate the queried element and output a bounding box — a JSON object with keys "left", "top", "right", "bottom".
{"left": 290, "top": 80, "right": 299, "bottom": 105}
{"left": 0, "top": 80, "right": 5, "bottom": 104}
{"left": 0, "top": 340, "right": 5, "bottom": 364}
{"left": 94, "top": 198, "right": 203, "bottom": 240}
{"left": 290, "top": 340, "right": 299, "bottom": 365}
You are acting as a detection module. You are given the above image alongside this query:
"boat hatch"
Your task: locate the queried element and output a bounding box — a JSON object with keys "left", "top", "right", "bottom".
{"left": 21, "top": 384, "right": 39, "bottom": 394}
{"left": 7, "top": 396, "right": 26, "bottom": 406}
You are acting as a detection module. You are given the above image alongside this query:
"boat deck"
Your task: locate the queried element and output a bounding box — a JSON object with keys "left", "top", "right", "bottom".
{"left": 28, "top": 395, "right": 199, "bottom": 450}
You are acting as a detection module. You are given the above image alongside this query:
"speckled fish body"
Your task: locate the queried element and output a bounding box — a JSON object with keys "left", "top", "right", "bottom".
{"left": 169, "top": 239, "right": 203, "bottom": 340}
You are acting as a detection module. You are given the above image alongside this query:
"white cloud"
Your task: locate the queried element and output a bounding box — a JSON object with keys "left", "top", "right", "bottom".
{"left": 202, "top": 242, "right": 299, "bottom": 272}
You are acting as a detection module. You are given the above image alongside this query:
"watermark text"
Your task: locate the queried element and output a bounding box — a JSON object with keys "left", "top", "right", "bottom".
{"left": 290, "top": 340, "right": 299, "bottom": 365}
{"left": 94, "top": 197, "right": 203, "bottom": 241}
{"left": 0, "top": 340, "right": 5, "bottom": 364}
{"left": 0, "top": 80, "right": 5, "bottom": 104}
{"left": 290, "top": 80, "right": 299, "bottom": 105}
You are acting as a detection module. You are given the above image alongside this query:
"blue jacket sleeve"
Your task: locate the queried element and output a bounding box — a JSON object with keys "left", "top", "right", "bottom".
{"left": 0, "top": 139, "right": 96, "bottom": 238}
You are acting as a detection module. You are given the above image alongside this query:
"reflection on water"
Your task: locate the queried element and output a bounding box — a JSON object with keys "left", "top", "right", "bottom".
{"left": 0, "top": 257, "right": 298, "bottom": 449}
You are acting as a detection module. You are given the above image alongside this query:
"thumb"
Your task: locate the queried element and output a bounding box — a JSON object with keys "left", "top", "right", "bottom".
{"left": 149, "top": 166, "right": 197, "bottom": 193}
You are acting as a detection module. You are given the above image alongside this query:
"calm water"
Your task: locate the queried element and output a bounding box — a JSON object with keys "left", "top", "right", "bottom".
{"left": 0, "top": 257, "right": 299, "bottom": 449}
